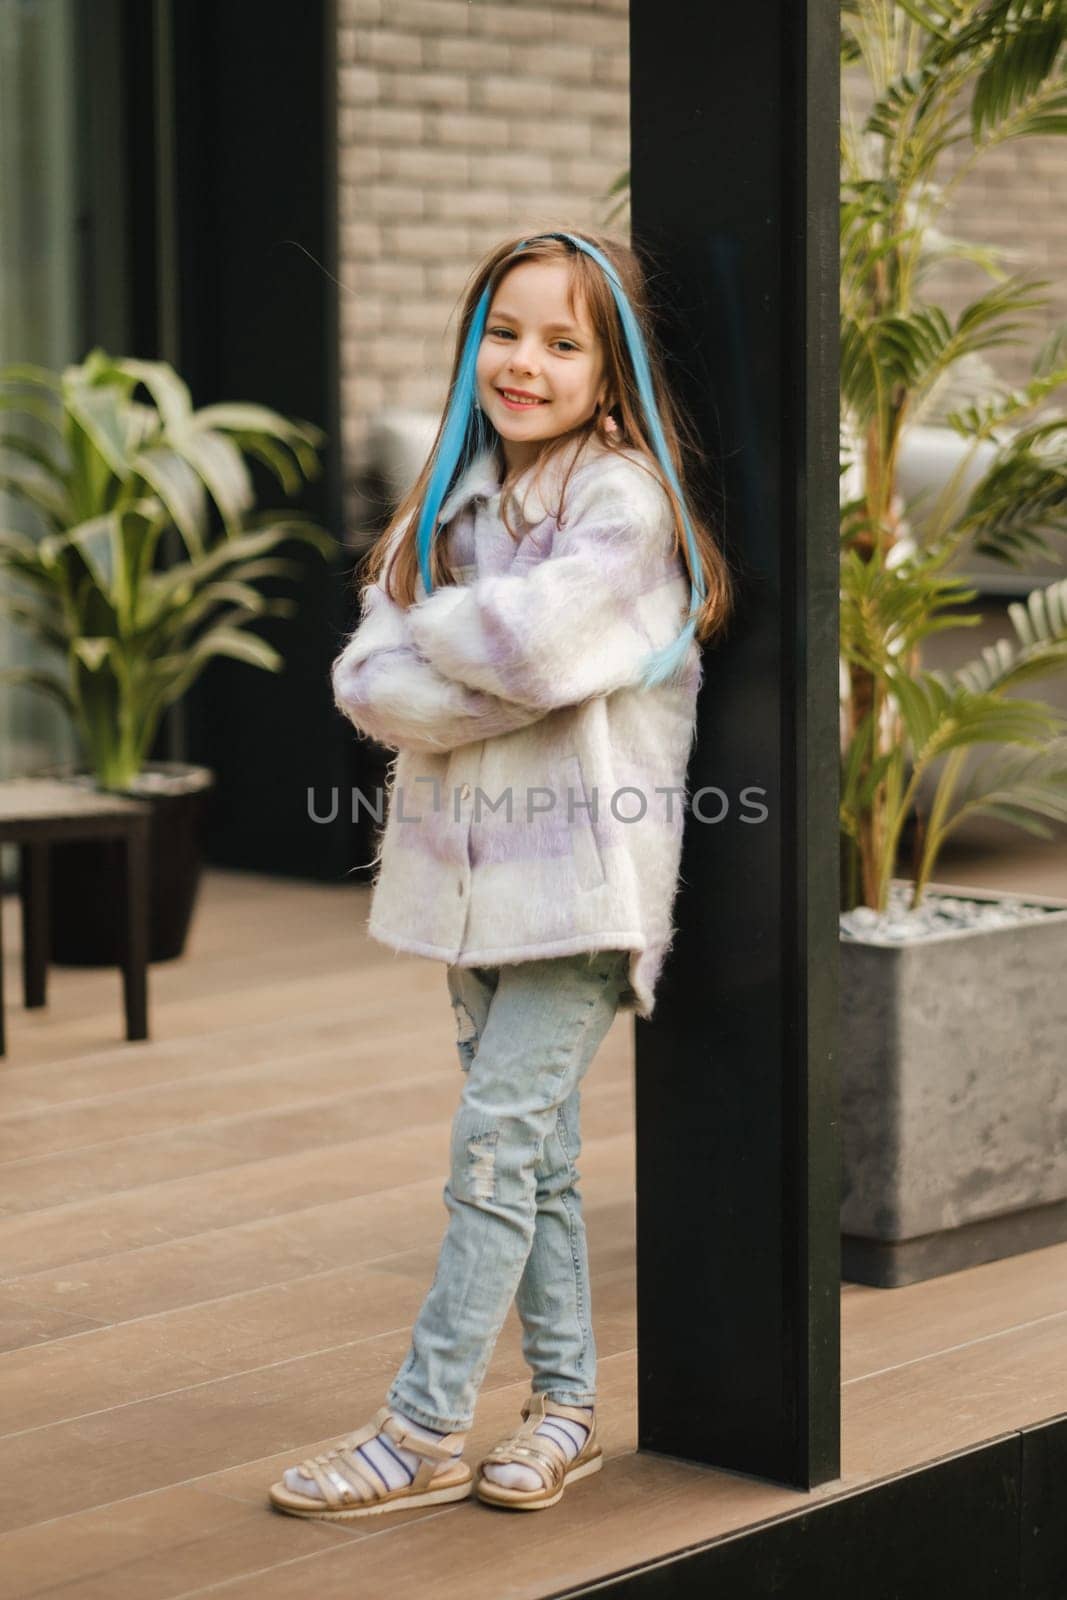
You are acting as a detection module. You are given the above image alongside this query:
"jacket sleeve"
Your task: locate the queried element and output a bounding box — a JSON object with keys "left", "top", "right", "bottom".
{"left": 331, "top": 576, "right": 549, "bottom": 755}
{"left": 404, "top": 463, "right": 685, "bottom": 710}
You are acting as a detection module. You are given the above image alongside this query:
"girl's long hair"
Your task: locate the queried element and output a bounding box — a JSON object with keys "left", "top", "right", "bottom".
{"left": 359, "top": 228, "right": 735, "bottom": 649}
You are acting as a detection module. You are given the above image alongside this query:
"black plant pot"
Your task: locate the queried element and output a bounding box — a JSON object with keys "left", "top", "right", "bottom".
{"left": 37, "top": 762, "right": 215, "bottom": 966}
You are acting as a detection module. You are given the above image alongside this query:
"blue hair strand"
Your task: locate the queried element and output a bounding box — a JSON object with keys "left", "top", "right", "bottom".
{"left": 416, "top": 230, "right": 705, "bottom": 691}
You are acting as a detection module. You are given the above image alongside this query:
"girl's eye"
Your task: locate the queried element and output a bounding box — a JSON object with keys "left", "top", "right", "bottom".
{"left": 488, "top": 328, "right": 578, "bottom": 353}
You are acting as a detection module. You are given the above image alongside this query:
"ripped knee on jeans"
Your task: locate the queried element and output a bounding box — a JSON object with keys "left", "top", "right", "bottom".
{"left": 463, "top": 1131, "right": 497, "bottom": 1202}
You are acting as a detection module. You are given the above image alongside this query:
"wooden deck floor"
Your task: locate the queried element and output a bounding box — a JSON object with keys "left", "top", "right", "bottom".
{"left": 2, "top": 830, "right": 1066, "bottom": 1598}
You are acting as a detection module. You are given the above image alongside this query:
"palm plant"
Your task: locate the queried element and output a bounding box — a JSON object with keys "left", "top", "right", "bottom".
{"left": 839, "top": 0, "right": 1067, "bottom": 911}
{"left": 606, "top": 5, "right": 1067, "bottom": 913}
{"left": 0, "top": 349, "right": 335, "bottom": 790}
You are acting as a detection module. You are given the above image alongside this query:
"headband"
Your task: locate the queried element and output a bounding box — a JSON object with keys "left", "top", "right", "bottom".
{"left": 414, "top": 231, "right": 705, "bottom": 690}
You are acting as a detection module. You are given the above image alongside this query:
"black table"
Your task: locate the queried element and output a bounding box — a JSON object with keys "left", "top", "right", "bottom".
{"left": 0, "top": 779, "right": 152, "bottom": 1057}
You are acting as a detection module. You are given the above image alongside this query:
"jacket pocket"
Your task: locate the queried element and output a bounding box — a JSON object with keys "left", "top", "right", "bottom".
{"left": 559, "top": 752, "right": 605, "bottom": 892}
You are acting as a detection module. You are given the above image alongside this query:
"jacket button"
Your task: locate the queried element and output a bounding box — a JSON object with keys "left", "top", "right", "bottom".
{"left": 460, "top": 783, "right": 471, "bottom": 800}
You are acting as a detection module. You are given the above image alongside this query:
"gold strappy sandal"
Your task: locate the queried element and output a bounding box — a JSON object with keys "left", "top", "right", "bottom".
{"left": 269, "top": 1406, "right": 472, "bottom": 1520}
{"left": 475, "top": 1394, "right": 602, "bottom": 1511}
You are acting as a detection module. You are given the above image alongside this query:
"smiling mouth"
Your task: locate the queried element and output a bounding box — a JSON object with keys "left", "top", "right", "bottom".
{"left": 497, "top": 389, "right": 549, "bottom": 406}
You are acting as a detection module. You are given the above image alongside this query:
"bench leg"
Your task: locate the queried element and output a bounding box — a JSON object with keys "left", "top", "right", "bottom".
{"left": 122, "top": 821, "right": 149, "bottom": 1042}
{"left": 19, "top": 842, "right": 49, "bottom": 1009}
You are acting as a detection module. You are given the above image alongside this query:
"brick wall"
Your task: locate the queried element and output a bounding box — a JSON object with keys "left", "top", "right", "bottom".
{"left": 335, "top": 17, "right": 1067, "bottom": 530}
{"left": 843, "top": 66, "right": 1067, "bottom": 398}
{"left": 336, "top": 0, "right": 630, "bottom": 531}
{"left": 923, "top": 132, "right": 1067, "bottom": 394}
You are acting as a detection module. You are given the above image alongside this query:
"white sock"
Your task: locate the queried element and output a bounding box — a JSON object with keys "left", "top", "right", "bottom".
{"left": 284, "top": 1411, "right": 465, "bottom": 1501}
{"left": 482, "top": 1406, "right": 593, "bottom": 1492}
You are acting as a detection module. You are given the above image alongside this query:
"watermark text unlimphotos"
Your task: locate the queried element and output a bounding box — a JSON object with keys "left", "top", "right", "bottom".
{"left": 307, "top": 781, "right": 769, "bottom": 826}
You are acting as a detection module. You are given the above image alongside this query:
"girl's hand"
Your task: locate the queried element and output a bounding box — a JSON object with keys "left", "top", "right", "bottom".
{"left": 331, "top": 580, "right": 547, "bottom": 756}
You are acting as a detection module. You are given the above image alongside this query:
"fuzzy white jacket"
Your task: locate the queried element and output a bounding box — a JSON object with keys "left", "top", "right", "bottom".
{"left": 330, "top": 433, "right": 703, "bottom": 1019}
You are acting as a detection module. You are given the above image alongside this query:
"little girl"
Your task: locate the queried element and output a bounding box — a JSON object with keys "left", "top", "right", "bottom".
{"left": 269, "top": 228, "right": 733, "bottom": 1519}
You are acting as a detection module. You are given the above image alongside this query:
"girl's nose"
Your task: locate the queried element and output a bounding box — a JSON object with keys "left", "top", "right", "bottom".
{"left": 508, "top": 342, "right": 540, "bottom": 373}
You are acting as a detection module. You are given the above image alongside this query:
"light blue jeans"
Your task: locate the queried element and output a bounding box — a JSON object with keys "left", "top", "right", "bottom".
{"left": 386, "top": 948, "right": 631, "bottom": 1434}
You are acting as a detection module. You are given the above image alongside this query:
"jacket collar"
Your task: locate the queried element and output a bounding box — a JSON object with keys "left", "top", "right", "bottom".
{"left": 437, "top": 448, "right": 503, "bottom": 525}
{"left": 437, "top": 433, "right": 617, "bottom": 527}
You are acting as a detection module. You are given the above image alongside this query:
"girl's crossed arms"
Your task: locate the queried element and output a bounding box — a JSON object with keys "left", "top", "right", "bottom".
{"left": 332, "top": 448, "right": 684, "bottom": 757}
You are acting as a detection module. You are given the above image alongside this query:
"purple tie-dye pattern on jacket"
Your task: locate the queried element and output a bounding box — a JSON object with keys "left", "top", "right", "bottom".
{"left": 330, "top": 432, "right": 703, "bottom": 1020}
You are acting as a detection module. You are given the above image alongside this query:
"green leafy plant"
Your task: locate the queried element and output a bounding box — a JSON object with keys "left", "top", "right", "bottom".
{"left": 840, "top": 0, "right": 1067, "bottom": 911}
{"left": 604, "top": 2, "right": 1067, "bottom": 914}
{"left": 0, "top": 349, "right": 335, "bottom": 789}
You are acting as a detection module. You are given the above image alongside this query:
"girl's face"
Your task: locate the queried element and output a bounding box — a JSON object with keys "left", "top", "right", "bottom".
{"left": 476, "top": 259, "right": 607, "bottom": 473}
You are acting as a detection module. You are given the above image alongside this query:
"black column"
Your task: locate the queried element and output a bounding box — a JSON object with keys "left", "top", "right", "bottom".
{"left": 630, "top": 1, "right": 841, "bottom": 1487}
{"left": 163, "top": 0, "right": 351, "bottom": 880}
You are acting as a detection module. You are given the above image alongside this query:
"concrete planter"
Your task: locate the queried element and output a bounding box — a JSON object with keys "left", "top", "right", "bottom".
{"left": 840, "top": 878, "right": 1067, "bottom": 1287}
